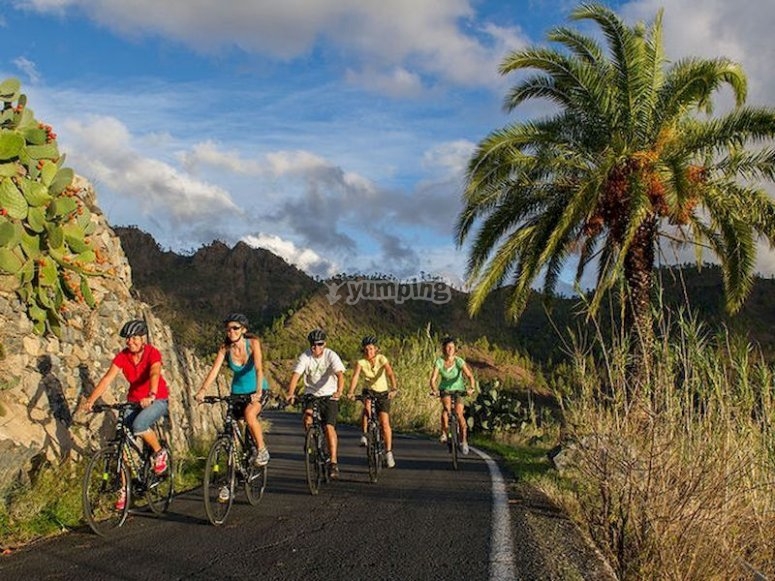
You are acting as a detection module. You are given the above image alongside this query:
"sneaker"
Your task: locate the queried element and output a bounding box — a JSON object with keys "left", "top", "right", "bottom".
{"left": 218, "top": 486, "right": 230, "bottom": 503}
{"left": 329, "top": 463, "right": 340, "bottom": 480}
{"left": 461, "top": 441, "right": 470, "bottom": 455}
{"left": 359, "top": 435, "right": 368, "bottom": 447}
{"left": 114, "top": 490, "right": 127, "bottom": 511}
{"left": 153, "top": 448, "right": 168, "bottom": 475}
{"left": 439, "top": 433, "right": 448, "bottom": 444}
{"left": 254, "top": 447, "right": 270, "bottom": 467}
{"left": 385, "top": 450, "right": 395, "bottom": 468}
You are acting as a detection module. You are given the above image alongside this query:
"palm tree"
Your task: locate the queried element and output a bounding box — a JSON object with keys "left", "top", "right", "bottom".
{"left": 457, "top": 3, "right": 775, "bottom": 376}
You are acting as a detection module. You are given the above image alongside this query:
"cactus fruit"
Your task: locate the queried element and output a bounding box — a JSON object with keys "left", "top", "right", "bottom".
{"left": 0, "top": 77, "right": 109, "bottom": 335}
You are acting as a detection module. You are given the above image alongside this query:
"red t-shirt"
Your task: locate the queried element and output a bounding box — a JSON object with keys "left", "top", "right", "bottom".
{"left": 112, "top": 344, "right": 169, "bottom": 402}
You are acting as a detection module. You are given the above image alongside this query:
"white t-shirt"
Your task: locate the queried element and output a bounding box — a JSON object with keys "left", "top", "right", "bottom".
{"left": 292, "top": 348, "right": 345, "bottom": 397}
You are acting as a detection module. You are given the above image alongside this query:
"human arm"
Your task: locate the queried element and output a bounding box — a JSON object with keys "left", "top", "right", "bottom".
{"left": 462, "top": 361, "right": 476, "bottom": 396}
{"left": 194, "top": 346, "right": 226, "bottom": 402}
{"left": 333, "top": 370, "right": 344, "bottom": 401}
{"left": 384, "top": 360, "right": 398, "bottom": 398}
{"left": 250, "top": 337, "right": 265, "bottom": 402}
{"left": 286, "top": 372, "right": 301, "bottom": 404}
{"left": 141, "top": 361, "right": 163, "bottom": 408}
{"left": 347, "top": 363, "right": 361, "bottom": 399}
{"left": 79, "top": 363, "right": 121, "bottom": 412}
{"left": 429, "top": 365, "right": 439, "bottom": 396}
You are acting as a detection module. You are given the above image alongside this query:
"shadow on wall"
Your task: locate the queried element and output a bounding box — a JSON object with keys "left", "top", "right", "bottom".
{"left": 27, "top": 355, "right": 84, "bottom": 466}
{"left": 25, "top": 357, "right": 118, "bottom": 475}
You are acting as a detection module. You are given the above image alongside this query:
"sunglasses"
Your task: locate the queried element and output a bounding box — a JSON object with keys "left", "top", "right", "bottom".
{"left": 226, "top": 325, "right": 242, "bottom": 331}
{"left": 311, "top": 341, "right": 325, "bottom": 347}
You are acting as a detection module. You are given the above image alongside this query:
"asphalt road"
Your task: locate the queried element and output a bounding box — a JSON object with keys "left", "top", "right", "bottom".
{"left": 0, "top": 410, "right": 614, "bottom": 581}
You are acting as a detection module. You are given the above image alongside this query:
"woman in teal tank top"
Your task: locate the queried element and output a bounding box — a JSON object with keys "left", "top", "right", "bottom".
{"left": 429, "top": 336, "right": 476, "bottom": 455}
{"left": 195, "top": 313, "right": 271, "bottom": 467}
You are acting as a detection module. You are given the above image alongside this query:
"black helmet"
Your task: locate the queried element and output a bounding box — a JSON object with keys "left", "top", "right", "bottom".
{"left": 361, "top": 335, "right": 378, "bottom": 348}
{"left": 307, "top": 328, "right": 327, "bottom": 344}
{"left": 119, "top": 319, "right": 148, "bottom": 338}
{"left": 222, "top": 313, "right": 249, "bottom": 328}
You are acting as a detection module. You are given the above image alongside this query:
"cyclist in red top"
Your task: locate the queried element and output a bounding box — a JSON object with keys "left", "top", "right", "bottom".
{"left": 81, "top": 319, "right": 170, "bottom": 479}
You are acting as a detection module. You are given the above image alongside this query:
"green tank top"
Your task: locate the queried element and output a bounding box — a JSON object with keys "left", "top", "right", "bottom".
{"left": 435, "top": 356, "right": 466, "bottom": 391}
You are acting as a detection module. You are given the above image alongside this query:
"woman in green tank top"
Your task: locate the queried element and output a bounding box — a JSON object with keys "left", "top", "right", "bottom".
{"left": 429, "top": 336, "right": 476, "bottom": 454}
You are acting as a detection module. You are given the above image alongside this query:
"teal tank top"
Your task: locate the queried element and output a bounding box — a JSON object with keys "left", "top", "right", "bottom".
{"left": 227, "top": 338, "right": 269, "bottom": 394}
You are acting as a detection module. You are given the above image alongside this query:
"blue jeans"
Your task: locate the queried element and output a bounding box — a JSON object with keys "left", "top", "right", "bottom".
{"left": 127, "top": 399, "right": 169, "bottom": 436}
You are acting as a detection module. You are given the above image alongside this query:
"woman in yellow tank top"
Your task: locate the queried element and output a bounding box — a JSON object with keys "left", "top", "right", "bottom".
{"left": 347, "top": 336, "right": 398, "bottom": 468}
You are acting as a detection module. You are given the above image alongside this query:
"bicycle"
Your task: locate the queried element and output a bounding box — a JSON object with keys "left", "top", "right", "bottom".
{"left": 355, "top": 392, "right": 386, "bottom": 483}
{"left": 82, "top": 402, "right": 174, "bottom": 536}
{"left": 300, "top": 393, "right": 331, "bottom": 495}
{"left": 200, "top": 393, "right": 269, "bottom": 526}
{"left": 434, "top": 391, "right": 467, "bottom": 470}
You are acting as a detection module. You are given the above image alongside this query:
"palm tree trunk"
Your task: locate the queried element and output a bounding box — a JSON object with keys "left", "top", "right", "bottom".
{"left": 623, "top": 215, "right": 658, "bottom": 391}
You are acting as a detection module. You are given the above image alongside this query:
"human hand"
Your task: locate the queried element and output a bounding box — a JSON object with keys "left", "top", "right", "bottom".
{"left": 286, "top": 393, "right": 296, "bottom": 406}
{"left": 194, "top": 391, "right": 205, "bottom": 403}
{"left": 389, "top": 389, "right": 398, "bottom": 399}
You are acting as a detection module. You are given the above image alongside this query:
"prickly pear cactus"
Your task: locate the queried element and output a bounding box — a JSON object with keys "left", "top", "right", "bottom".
{"left": 0, "top": 78, "right": 108, "bottom": 335}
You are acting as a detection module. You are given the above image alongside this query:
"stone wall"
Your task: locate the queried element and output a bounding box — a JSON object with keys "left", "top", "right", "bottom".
{"left": 0, "top": 177, "right": 220, "bottom": 491}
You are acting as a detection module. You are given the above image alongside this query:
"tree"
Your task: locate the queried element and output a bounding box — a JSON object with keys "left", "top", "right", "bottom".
{"left": 456, "top": 3, "right": 775, "bottom": 378}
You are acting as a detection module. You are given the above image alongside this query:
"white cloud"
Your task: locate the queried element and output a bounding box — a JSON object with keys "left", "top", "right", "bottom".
{"left": 12, "top": 0, "right": 527, "bottom": 91}
{"left": 622, "top": 0, "right": 775, "bottom": 104}
{"left": 61, "top": 116, "right": 241, "bottom": 225}
{"left": 12, "top": 57, "right": 41, "bottom": 84}
{"left": 241, "top": 233, "right": 337, "bottom": 277}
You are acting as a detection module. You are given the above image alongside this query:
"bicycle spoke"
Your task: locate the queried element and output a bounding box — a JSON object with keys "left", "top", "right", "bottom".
{"left": 204, "top": 438, "right": 234, "bottom": 525}
{"left": 450, "top": 416, "right": 459, "bottom": 470}
{"left": 245, "top": 463, "right": 267, "bottom": 505}
{"left": 82, "top": 447, "right": 130, "bottom": 536}
{"left": 305, "top": 429, "right": 320, "bottom": 495}
{"left": 147, "top": 446, "right": 174, "bottom": 515}
{"left": 367, "top": 423, "right": 379, "bottom": 483}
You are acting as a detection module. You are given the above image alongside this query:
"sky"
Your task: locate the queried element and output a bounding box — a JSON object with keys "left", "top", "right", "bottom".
{"left": 2, "top": 0, "right": 775, "bottom": 289}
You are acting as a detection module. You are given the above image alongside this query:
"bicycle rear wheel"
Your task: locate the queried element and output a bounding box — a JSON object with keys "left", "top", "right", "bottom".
{"left": 204, "top": 437, "right": 234, "bottom": 525}
{"left": 367, "top": 422, "right": 380, "bottom": 483}
{"left": 147, "top": 446, "right": 174, "bottom": 515}
{"left": 83, "top": 446, "right": 130, "bottom": 536}
{"left": 304, "top": 428, "right": 322, "bottom": 495}
{"left": 449, "top": 415, "right": 459, "bottom": 470}
{"left": 245, "top": 462, "right": 267, "bottom": 505}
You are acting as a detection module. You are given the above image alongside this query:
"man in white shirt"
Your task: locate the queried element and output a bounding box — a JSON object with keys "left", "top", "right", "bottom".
{"left": 286, "top": 328, "right": 345, "bottom": 479}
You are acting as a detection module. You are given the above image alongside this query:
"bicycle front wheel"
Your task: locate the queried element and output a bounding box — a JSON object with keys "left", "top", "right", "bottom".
{"left": 147, "top": 447, "right": 174, "bottom": 515}
{"left": 245, "top": 462, "right": 267, "bottom": 505}
{"left": 449, "top": 415, "right": 459, "bottom": 471}
{"left": 204, "top": 437, "right": 234, "bottom": 526}
{"left": 83, "top": 446, "right": 130, "bottom": 536}
{"left": 304, "top": 428, "right": 321, "bottom": 495}
{"left": 366, "top": 422, "right": 380, "bottom": 483}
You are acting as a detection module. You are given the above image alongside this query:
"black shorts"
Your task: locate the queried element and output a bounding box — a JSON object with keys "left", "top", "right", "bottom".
{"left": 362, "top": 389, "right": 391, "bottom": 415}
{"left": 230, "top": 391, "right": 269, "bottom": 420}
{"left": 303, "top": 395, "right": 339, "bottom": 427}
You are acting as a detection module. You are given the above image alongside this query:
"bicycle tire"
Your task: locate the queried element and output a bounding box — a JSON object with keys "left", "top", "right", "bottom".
{"left": 449, "top": 414, "right": 459, "bottom": 470}
{"left": 305, "top": 428, "right": 321, "bottom": 495}
{"left": 245, "top": 463, "right": 267, "bottom": 505}
{"left": 204, "top": 437, "right": 234, "bottom": 526}
{"left": 367, "top": 421, "right": 380, "bottom": 483}
{"left": 147, "top": 445, "right": 174, "bottom": 515}
{"left": 82, "top": 446, "right": 131, "bottom": 536}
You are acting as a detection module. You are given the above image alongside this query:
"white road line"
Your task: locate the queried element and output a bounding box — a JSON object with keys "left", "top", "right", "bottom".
{"left": 472, "top": 446, "right": 517, "bottom": 580}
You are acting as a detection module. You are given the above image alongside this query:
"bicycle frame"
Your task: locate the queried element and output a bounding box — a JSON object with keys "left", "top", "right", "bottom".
{"left": 301, "top": 394, "right": 330, "bottom": 495}
{"left": 201, "top": 393, "right": 268, "bottom": 526}
{"left": 356, "top": 393, "right": 384, "bottom": 482}
{"left": 82, "top": 402, "right": 174, "bottom": 536}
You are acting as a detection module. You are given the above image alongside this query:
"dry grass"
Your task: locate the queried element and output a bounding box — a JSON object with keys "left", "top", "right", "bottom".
{"left": 541, "top": 310, "right": 775, "bottom": 579}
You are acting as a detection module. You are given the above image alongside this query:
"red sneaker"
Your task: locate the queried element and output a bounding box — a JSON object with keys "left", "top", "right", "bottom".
{"left": 153, "top": 449, "right": 168, "bottom": 475}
